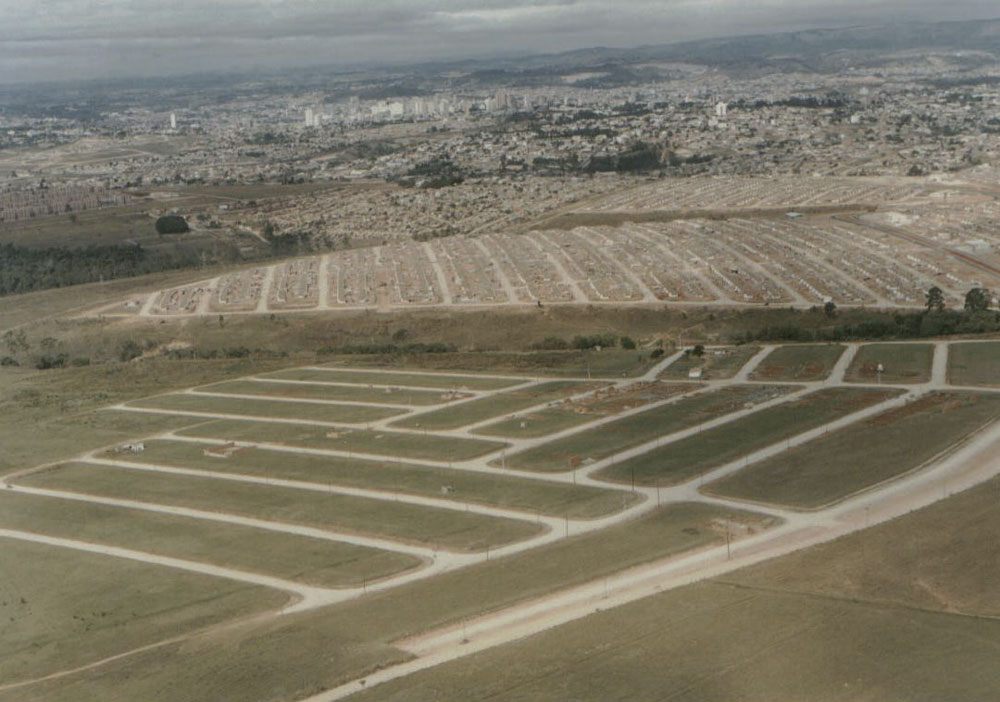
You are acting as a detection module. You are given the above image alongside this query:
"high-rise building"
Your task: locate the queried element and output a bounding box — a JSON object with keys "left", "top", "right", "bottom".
{"left": 169, "top": 113, "right": 177, "bottom": 130}
{"left": 305, "top": 108, "right": 314, "bottom": 126}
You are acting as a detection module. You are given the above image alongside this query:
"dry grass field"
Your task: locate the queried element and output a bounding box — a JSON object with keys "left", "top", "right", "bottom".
{"left": 97, "top": 439, "right": 638, "bottom": 518}
{"left": 128, "top": 393, "right": 405, "bottom": 423}
{"left": 706, "top": 391, "right": 1000, "bottom": 508}
{"left": 0, "top": 502, "right": 774, "bottom": 702}
{"left": 0, "top": 537, "right": 286, "bottom": 687}
{"left": 844, "top": 343, "right": 934, "bottom": 384}
{"left": 3, "top": 332, "right": 1000, "bottom": 702}
{"left": 660, "top": 345, "right": 761, "bottom": 380}
{"left": 175, "top": 418, "right": 507, "bottom": 461}
{"left": 595, "top": 387, "right": 901, "bottom": 487}
{"left": 749, "top": 344, "right": 846, "bottom": 381}
{"left": 390, "top": 380, "right": 603, "bottom": 430}
{"left": 0, "top": 491, "right": 419, "bottom": 587}
{"left": 16, "top": 463, "right": 541, "bottom": 552}
{"left": 502, "top": 385, "right": 794, "bottom": 472}
{"left": 948, "top": 341, "right": 1000, "bottom": 387}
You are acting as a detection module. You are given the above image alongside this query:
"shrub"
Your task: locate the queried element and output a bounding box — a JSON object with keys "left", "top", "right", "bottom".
{"left": 531, "top": 336, "right": 569, "bottom": 350}
{"left": 154, "top": 214, "right": 190, "bottom": 235}
{"left": 118, "top": 340, "right": 143, "bottom": 362}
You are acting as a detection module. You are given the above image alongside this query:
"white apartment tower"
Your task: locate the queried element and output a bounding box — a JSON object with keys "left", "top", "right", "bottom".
{"left": 169, "top": 112, "right": 177, "bottom": 129}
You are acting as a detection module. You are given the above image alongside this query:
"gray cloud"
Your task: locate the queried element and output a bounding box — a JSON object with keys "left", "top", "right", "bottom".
{"left": 0, "top": 0, "right": 997, "bottom": 83}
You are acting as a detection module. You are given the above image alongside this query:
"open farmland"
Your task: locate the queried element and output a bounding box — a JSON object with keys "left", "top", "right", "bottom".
{"left": 749, "top": 344, "right": 846, "bottom": 381}
{"left": 97, "top": 439, "right": 638, "bottom": 519}
{"left": 706, "top": 391, "right": 1000, "bottom": 508}
{"left": 390, "top": 380, "right": 604, "bottom": 430}
{"left": 660, "top": 345, "right": 761, "bottom": 380}
{"left": 176, "top": 418, "right": 507, "bottom": 461}
{"left": 127, "top": 393, "right": 405, "bottom": 424}
{"left": 844, "top": 343, "right": 935, "bottom": 384}
{"left": 948, "top": 341, "right": 1000, "bottom": 387}
{"left": 15, "top": 463, "right": 541, "bottom": 552}
{"left": 594, "top": 387, "right": 902, "bottom": 486}
{"left": 501, "top": 384, "right": 794, "bottom": 472}
{"left": 0, "top": 491, "right": 419, "bottom": 588}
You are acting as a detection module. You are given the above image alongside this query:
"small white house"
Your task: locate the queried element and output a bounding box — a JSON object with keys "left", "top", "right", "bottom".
{"left": 688, "top": 368, "right": 704, "bottom": 380}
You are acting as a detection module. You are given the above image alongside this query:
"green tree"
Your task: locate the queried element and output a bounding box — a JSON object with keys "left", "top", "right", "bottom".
{"left": 964, "top": 287, "right": 992, "bottom": 313}
{"left": 823, "top": 300, "right": 837, "bottom": 318}
{"left": 620, "top": 336, "right": 636, "bottom": 350}
{"left": 154, "top": 214, "right": 189, "bottom": 235}
{"left": 925, "top": 286, "right": 946, "bottom": 312}
{"left": 692, "top": 344, "right": 705, "bottom": 357}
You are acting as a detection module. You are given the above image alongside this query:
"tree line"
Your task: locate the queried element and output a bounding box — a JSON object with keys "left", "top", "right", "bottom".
{"left": 0, "top": 242, "right": 199, "bottom": 296}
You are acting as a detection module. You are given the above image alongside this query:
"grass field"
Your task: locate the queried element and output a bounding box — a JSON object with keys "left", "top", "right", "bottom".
{"left": 0, "top": 491, "right": 419, "bottom": 588}
{"left": 0, "top": 537, "right": 286, "bottom": 687}
{"left": 474, "top": 382, "right": 697, "bottom": 438}
{"left": 390, "top": 381, "right": 603, "bottom": 430}
{"left": 749, "top": 344, "right": 846, "bottom": 381}
{"left": 16, "top": 463, "right": 541, "bottom": 552}
{"left": 730, "top": 473, "right": 1000, "bottom": 616}
{"left": 102, "top": 439, "right": 637, "bottom": 519}
{"left": 502, "top": 385, "right": 795, "bottom": 472}
{"left": 474, "top": 406, "right": 600, "bottom": 438}
{"left": 706, "top": 391, "right": 1000, "bottom": 508}
{"left": 594, "top": 387, "right": 902, "bottom": 487}
{"left": 660, "top": 345, "right": 761, "bottom": 380}
{"left": 845, "top": 343, "right": 934, "bottom": 384}
{"left": 128, "top": 393, "right": 404, "bottom": 423}
{"left": 350, "top": 467, "right": 1000, "bottom": 702}
{"left": 175, "top": 418, "right": 507, "bottom": 461}
{"left": 195, "top": 379, "right": 454, "bottom": 406}
{"left": 331, "top": 349, "right": 659, "bottom": 378}
{"left": 948, "top": 341, "right": 1000, "bottom": 387}
{"left": 0, "top": 356, "right": 298, "bottom": 477}
{"left": 348, "top": 580, "right": 1000, "bottom": 702}
{"left": 271, "top": 368, "right": 522, "bottom": 391}
{"left": 0, "top": 502, "right": 774, "bottom": 702}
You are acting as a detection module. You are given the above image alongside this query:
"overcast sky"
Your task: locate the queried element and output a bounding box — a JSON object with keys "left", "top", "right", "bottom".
{"left": 1, "top": 0, "right": 997, "bottom": 84}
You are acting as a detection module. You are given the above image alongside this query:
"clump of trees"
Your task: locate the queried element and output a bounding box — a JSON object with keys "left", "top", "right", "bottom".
{"left": 154, "top": 214, "right": 189, "bottom": 235}
{"left": 317, "top": 342, "right": 457, "bottom": 355}
{"left": 738, "top": 286, "right": 1000, "bottom": 343}
{"left": 0, "top": 242, "right": 201, "bottom": 296}
{"left": 571, "top": 333, "right": 619, "bottom": 350}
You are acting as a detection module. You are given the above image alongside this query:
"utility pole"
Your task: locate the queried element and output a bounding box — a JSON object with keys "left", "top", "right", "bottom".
{"left": 726, "top": 516, "right": 731, "bottom": 560}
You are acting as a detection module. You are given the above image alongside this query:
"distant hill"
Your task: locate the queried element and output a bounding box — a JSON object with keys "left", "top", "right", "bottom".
{"left": 411, "top": 18, "right": 1000, "bottom": 87}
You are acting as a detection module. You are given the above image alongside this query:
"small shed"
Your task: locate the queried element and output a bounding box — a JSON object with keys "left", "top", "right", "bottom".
{"left": 688, "top": 368, "right": 704, "bottom": 380}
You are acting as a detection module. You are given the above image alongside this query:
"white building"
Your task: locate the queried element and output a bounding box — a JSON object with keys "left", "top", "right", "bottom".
{"left": 169, "top": 113, "right": 177, "bottom": 130}
{"left": 715, "top": 101, "right": 728, "bottom": 119}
